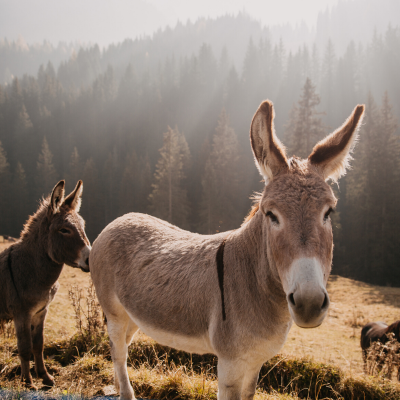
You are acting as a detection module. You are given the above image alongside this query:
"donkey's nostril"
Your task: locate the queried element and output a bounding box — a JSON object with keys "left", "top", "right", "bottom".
{"left": 321, "top": 293, "right": 329, "bottom": 310}
{"left": 85, "top": 257, "right": 89, "bottom": 266}
{"left": 288, "top": 293, "right": 296, "bottom": 307}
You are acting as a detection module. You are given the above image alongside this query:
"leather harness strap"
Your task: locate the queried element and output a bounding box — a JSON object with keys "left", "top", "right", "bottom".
{"left": 216, "top": 237, "right": 228, "bottom": 321}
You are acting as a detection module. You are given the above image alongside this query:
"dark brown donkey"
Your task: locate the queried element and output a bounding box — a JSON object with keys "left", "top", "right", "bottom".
{"left": 361, "top": 320, "right": 400, "bottom": 374}
{"left": 0, "top": 180, "right": 91, "bottom": 389}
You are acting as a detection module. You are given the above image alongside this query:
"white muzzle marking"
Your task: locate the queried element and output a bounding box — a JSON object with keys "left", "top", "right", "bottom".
{"left": 284, "top": 257, "right": 330, "bottom": 328}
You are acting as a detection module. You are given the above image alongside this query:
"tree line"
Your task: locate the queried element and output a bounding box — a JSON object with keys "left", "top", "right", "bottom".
{"left": 0, "top": 19, "right": 399, "bottom": 286}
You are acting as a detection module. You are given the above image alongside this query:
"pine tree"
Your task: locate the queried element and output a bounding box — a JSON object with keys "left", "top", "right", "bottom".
{"left": 81, "top": 158, "right": 103, "bottom": 242}
{"left": 200, "top": 109, "right": 241, "bottom": 234}
{"left": 103, "top": 146, "right": 120, "bottom": 224}
{"left": 138, "top": 154, "right": 152, "bottom": 213}
{"left": 0, "top": 140, "right": 11, "bottom": 233}
{"left": 311, "top": 44, "right": 320, "bottom": 84}
{"left": 11, "top": 162, "right": 28, "bottom": 236}
{"left": 285, "top": 78, "right": 325, "bottom": 158}
{"left": 149, "top": 126, "right": 191, "bottom": 229}
{"left": 67, "top": 147, "right": 83, "bottom": 191}
{"left": 35, "top": 136, "right": 57, "bottom": 198}
{"left": 15, "top": 104, "right": 33, "bottom": 134}
{"left": 119, "top": 151, "right": 139, "bottom": 215}
{"left": 320, "top": 39, "right": 337, "bottom": 127}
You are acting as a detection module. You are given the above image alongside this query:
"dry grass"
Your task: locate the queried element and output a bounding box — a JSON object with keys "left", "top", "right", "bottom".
{"left": 1, "top": 237, "right": 400, "bottom": 399}
{"left": 44, "top": 267, "right": 92, "bottom": 341}
{"left": 365, "top": 333, "right": 400, "bottom": 380}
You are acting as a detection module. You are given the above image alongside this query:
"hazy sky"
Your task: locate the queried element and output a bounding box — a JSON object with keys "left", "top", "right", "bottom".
{"left": 0, "top": 0, "right": 340, "bottom": 46}
{"left": 149, "top": 0, "right": 340, "bottom": 27}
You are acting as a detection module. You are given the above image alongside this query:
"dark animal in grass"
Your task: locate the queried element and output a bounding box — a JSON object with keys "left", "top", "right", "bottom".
{"left": 0, "top": 180, "right": 91, "bottom": 389}
{"left": 361, "top": 320, "right": 400, "bottom": 374}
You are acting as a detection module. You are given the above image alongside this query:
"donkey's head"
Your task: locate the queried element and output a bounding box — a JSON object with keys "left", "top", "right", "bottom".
{"left": 250, "top": 100, "right": 364, "bottom": 328}
{"left": 47, "top": 180, "right": 91, "bottom": 272}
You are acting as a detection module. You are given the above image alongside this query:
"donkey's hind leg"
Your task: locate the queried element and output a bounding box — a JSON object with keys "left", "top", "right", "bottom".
{"left": 107, "top": 311, "right": 136, "bottom": 400}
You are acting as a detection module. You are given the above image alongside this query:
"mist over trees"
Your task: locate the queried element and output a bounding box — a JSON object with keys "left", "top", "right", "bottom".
{"left": 1, "top": 10, "right": 400, "bottom": 286}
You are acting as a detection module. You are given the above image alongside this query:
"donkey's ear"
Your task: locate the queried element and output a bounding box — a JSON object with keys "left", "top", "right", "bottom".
{"left": 50, "top": 180, "right": 65, "bottom": 214}
{"left": 64, "top": 180, "right": 83, "bottom": 212}
{"left": 308, "top": 105, "right": 365, "bottom": 182}
{"left": 250, "top": 100, "right": 288, "bottom": 184}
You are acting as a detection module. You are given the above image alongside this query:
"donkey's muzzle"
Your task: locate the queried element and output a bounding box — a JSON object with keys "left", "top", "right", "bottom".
{"left": 287, "top": 286, "right": 330, "bottom": 328}
{"left": 77, "top": 245, "right": 91, "bottom": 273}
{"left": 285, "top": 257, "right": 330, "bottom": 328}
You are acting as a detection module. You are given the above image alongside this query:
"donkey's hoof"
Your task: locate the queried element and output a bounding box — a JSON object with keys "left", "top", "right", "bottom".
{"left": 41, "top": 374, "right": 55, "bottom": 387}
{"left": 24, "top": 382, "right": 38, "bottom": 391}
{"left": 120, "top": 389, "right": 135, "bottom": 400}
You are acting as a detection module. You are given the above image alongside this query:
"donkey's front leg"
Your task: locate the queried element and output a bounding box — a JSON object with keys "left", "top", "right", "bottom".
{"left": 108, "top": 315, "right": 135, "bottom": 400}
{"left": 32, "top": 307, "right": 54, "bottom": 387}
{"left": 241, "top": 362, "right": 263, "bottom": 400}
{"left": 14, "top": 315, "right": 36, "bottom": 390}
{"left": 217, "top": 358, "right": 247, "bottom": 400}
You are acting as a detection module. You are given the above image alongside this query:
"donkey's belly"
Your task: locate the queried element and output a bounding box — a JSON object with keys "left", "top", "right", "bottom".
{"left": 129, "top": 313, "right": 213, "bottom": 355}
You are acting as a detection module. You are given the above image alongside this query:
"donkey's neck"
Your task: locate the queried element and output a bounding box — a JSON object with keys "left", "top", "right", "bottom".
{"left": 223, "top": 210, "right": 290, "bottom": 333}
{"left": 19, "top": 208, "right": 64, "bottom": 287}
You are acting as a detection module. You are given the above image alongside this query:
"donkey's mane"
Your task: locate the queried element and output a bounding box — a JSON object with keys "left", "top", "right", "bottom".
{"left": 20, "top": 197, "right": 50, "bottom": 240}
{"left": 243, "top": 193, "right": 262, "bottom": 224}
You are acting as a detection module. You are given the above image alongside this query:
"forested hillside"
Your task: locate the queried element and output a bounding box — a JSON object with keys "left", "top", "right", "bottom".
{"left": 0, "top": 13, "right": 399, "bottom": 286}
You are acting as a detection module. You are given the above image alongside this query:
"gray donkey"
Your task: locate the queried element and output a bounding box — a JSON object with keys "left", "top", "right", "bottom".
{"left": 0, "top": 180, "right": 91, "bottom": 389}
{"left": 90, "top": 100, "right": 365, "bottom": 400}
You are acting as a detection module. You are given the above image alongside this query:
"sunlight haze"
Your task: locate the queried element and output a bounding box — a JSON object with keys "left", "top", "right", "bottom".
{"left": 0, "top": 0, "right": 339, "bottom": 45}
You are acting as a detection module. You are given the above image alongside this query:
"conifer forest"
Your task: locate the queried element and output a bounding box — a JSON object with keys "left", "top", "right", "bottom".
{"left": 1, "top": 8, "right": 400, "bottom": 286}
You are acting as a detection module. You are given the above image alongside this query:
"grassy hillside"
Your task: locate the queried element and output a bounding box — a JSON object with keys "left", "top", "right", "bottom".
{"left": 1, "top": 239, "right": 400, "bottom": 399}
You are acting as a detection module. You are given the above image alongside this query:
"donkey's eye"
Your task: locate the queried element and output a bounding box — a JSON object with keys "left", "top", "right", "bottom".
{"left": 324, "top": 208, "right": 334, "bottom": 222}
{"left": 266, "top": 211, "right": 279, "bottom": 225}
{"left": 59, "top": 228, "right": 71, "bottom": 234}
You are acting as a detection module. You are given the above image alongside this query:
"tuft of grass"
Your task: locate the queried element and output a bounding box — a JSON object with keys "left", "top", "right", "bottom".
{"left": 365, "top": 333, "right": 400, "bottom": 380}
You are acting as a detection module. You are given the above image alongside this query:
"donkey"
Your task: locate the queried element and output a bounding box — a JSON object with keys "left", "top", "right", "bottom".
{"left": 361, "top": 320, "right": 400, "bottom": 373}
{"left": 90, "top": 100, "right": 365, "bottom": 400}
{"left": 0, "top": 180, "right": 91, "bottom": 389}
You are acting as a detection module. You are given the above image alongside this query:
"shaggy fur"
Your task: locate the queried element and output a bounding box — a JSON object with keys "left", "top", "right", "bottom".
{"left": 90, "top": 100, "right": 365, "bottom": 400}
{"left": 0, "top": 180, "right": 91, "bottom": 389}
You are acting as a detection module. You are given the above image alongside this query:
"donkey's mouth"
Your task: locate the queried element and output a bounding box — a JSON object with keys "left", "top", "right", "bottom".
{"left": 65, "top": 261, "right": 90, "bottom": 273}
